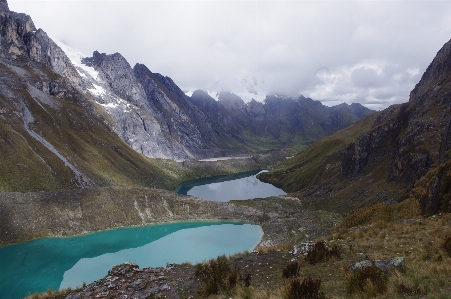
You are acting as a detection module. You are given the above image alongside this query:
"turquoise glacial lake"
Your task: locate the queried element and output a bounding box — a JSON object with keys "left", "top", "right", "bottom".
{"left": 0, "top": 222, "right": 262, "bottom": 299}
{"left": 175, "top": 170, "right": 286, "bottom": 201}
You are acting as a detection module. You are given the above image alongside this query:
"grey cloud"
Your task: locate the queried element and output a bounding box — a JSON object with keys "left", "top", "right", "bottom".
{"left": 351, "top": 67, "right": 385, "bottom": 89}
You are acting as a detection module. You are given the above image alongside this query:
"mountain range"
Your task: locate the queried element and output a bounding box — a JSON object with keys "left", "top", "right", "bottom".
{"left": 0, "top": 0, "right": 373, "bottom": 193}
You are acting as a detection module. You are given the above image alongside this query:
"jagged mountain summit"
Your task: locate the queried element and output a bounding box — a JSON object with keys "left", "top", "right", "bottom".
{"left": 189, "top": 90, "right": 374, "bottom": 152}
{"left": 55, "top": 38, "right": 375, "bottom": 158}
{"left": 260, "top": 37, "right": 451, "bottom": 216}
{"left": 5, "top": 0, "right": 376, "bottom": 162}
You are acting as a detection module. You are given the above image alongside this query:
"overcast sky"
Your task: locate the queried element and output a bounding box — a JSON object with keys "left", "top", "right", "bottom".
{"left": 9, "top": 0, "right": 451, "bottom": 110}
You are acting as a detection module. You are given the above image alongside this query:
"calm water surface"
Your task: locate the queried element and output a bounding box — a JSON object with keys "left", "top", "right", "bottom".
{"left": 175, "top": 170, "right": 286, "bottom": 201}
{"left": 0, "top": 222, "right": 262, "bottom": 299}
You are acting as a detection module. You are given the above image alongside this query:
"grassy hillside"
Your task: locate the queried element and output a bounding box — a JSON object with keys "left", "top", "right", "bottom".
{"left": 258, "top": 112, "right": 378, "bottom": 194}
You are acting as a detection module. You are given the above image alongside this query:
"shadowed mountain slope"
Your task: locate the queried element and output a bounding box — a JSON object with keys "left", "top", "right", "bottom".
{"left": 260, "top": 38, "right": 451, "bottom": 215}
{"left": 189, "top": 91, "right": 374, "bottom": 154}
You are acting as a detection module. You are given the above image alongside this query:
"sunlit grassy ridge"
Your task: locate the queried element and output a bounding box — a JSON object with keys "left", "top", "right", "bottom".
{"left": 258, "top": 112, "right": 381, "bottom": 208}
{"left": 211, "top": 211, "right": 451, "bottom": 299}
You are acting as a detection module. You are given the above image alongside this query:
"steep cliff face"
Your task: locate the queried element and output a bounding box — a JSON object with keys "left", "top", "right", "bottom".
{"left": 340, "top": 39, "right": 451, "bottom": 189}
{"left": 261, "top": 38, "right": 451, "bottom": 215}
{"left": 405, "top": 39, "right": 451, "bottom": 215}
{"left": 80, "top": 51, "right": 186, "bottom": 159}
{"left": 0, "top": 1, "right": 35, "bottom": 58}
{"left": 338, "top": 39, "right": 451, "bottom": 215}
{"left": 0, "top": 2, "right": 81, "bottom": 84}
{"left": 24, "top": 30, "right": 82, "bottom": 84}
{"left": 133, "top": 64, "right": 227, "bottom": 158}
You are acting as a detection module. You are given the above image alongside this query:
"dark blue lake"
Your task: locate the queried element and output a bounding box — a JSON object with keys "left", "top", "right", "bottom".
{"left": 0, "top": 222, "right": 262, "bottom": 299}
{"left": 175, "top": 170, "right": 286, "bottom": 201}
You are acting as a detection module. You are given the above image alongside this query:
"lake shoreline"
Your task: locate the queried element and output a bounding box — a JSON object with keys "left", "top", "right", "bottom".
{"left": 22, "top": 191, "right": 343, "bottom": 299}
{"left": 1, "top": 222, "right": 263, "bottom": 299}
{"left": 0, "top": 150, "right": 290, "bottom": 247}
{"left": 0, "top": 186, "right": 341, "bottom": 249}
{"left": 174, "top": 169, "right": 286, "bottom": 201}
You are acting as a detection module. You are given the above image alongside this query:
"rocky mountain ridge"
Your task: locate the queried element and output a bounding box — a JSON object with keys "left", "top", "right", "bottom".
{"left": 189, "top": 90, "right": 374, "bottom": 152}
{"left": 1, "top": 0, "right": 277, "bottom": 193}
{"left": 62, "top": 47, "right": 246, "bottom": 160}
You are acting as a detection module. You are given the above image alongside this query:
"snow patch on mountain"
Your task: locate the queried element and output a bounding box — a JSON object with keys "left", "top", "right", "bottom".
{"left": 236, "top": 91, "right": 267, "bottom": 102}
{"left": 53, "top": 38, "right": 131, "bottom": 112}
{"left": 207, "top": 90, "right": 220, "bottom": 101}
{"left": 53, "top": 39, "right": 99, "bottom": 80}
{"left": 88, "top": 83, "right": 106, "bottom": 96}
{"left": 99, "top": 102, "right": 119, "bottom": 109}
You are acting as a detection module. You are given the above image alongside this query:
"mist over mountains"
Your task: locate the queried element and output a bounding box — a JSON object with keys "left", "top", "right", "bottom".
{"left": 61, "top": 44, "right": 374, "bottom": 160}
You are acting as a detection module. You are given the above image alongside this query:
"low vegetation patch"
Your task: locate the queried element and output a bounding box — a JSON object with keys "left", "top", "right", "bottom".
{"left": 282, "top": 261, "right": 300, "bottom": 278}
{"left": 195, "top": 255, "right": 251, "bottom": 296}
{"left": 305, "top": 241, "right": 342, "bottom": 264}
{"left": 346, "top": 264, "right": 388, "bottom": 297}
{"left": 397, "top": 282, "right": 422, "bottom": 296}
{"left": 442, "top": 235, "right": 451, "bottom": 257}
{"left": 25, "top": 287, "right": 74, "bottom": 299}
{"left": 284, "top": 277, "right": 325, "bottom": 299}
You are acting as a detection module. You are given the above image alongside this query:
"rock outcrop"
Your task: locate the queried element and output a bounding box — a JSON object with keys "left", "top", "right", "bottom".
{"left": 0, "top": 1, "right": 81, "bottom": 83}
{"left": 81, "top": 51, "right": 184, "bottom": 159}
{"left": 0, "top": 1, "right": 35, "bottom": 58}
{"left": 349, "top": 257, "right": 405, "bottom": 273}
{"left": 133, "top": 63, "right": 227, "bottom": 158}
{"left": 24, "top": 30, "right": 82, "bottom": 84}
